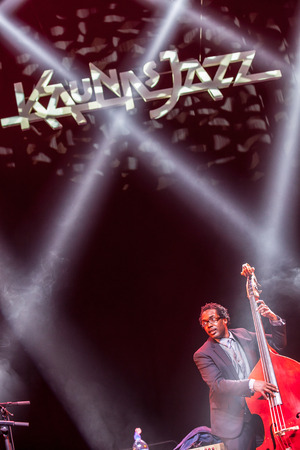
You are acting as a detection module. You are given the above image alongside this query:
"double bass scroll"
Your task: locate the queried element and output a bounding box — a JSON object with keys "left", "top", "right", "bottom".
{"left": 241, "top": 263, "right": 300, "bottom": 450}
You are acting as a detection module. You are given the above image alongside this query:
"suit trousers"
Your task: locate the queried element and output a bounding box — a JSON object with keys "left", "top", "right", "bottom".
{"left": 222, "top": 419, "right": 256, "bottom": 450}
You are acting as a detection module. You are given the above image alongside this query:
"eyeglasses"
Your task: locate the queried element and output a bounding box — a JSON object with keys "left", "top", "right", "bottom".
{"left": 201, "top": 316, "right": 222, "bottom": 328}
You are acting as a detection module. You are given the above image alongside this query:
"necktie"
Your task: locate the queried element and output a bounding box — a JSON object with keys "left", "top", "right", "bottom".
{"left": 228, "top": 338, "right": 246, "bottom": 379}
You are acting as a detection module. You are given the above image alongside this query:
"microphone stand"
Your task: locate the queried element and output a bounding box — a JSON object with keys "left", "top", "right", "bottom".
{"left": 0, "top": 402, "right": 30, "bottom": 450}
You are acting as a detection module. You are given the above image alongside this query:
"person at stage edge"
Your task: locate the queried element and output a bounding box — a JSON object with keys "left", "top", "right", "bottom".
{"left": 193, "top": 300, "right": 287, "bottom": 450}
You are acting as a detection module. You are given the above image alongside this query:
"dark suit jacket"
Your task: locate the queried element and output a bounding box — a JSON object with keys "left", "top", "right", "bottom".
{"left": 193, "top": 323, "right": 286, "bottom": 439}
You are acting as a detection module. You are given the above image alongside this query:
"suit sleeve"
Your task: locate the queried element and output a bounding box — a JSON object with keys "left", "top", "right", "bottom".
{"left": 267, "top": 318, "right": 287, "bottom": 351}
{"left": 193, "top": 350, "right": 252, "bottom": 397}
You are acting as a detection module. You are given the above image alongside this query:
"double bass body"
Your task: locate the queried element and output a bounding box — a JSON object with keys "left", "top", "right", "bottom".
{"left": 241, "top": 263, "right": 300, "bottom": 450}
{"left": 247, "top": 350, "right": 300, "bottom": 449}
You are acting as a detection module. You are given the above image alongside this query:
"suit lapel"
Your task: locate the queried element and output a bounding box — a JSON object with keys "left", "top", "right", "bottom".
{"left": 231, "top": 330, "right": 257, "bottom": 370}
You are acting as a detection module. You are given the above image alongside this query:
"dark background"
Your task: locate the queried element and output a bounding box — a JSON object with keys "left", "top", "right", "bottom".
{"left": 0, "top": 0, "right": 299, "bottom": 449}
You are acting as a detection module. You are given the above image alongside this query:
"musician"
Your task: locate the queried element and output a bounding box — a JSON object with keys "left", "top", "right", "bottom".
{"left": 193, "top": 301, "right": 286, "bottom": 450}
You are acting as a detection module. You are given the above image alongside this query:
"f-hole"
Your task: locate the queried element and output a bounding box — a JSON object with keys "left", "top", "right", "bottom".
{"left": 270, "top": 422, "right": 277, "bottom": 448}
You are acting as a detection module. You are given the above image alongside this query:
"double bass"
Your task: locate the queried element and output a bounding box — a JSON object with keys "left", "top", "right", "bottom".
{"left": 241, "top": 263, "right": 300, "bottom": 450}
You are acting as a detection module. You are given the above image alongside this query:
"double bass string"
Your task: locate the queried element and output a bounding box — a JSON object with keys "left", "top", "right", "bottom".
{"left": 248, "top": 273, "right": 291, "bottom": 449}
{"left": 250, "top": 295, "right": 286, "bottom": 449}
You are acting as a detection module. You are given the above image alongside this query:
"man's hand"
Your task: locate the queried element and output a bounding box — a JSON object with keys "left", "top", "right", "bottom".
{"left": 256, "top": 299, "right": 277, "bottom": 321}
{"left": 253, "top": 380, "right": 278, "bottom": 399}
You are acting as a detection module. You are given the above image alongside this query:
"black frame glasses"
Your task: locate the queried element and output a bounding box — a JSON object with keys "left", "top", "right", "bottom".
{"left": 201, "top": 316, "right": 222, "bottom": 328}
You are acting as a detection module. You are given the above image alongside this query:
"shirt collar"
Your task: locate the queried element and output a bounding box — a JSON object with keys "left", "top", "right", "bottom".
{"left": 216, "top": 331, "right": 234, "bottom": 347}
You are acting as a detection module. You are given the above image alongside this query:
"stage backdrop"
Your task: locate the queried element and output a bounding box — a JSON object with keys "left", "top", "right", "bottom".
{"left": 0, "top": 0, "right": 299, "bottom": 449}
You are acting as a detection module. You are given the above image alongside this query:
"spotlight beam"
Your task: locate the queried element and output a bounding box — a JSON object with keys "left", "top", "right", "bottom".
{"left": 125, "top": 117, "right": 261, "bottom": 244}
{"left": 36, "top": 0, "right": 193, "bottom": 271}
{"left": 257, "top": 15, "right": 300, "bottom": 270}
{"left": 0, "top": 2, "right": 193, "bottom": 440}
{"left": 0, "top": 281, "right": 122, "bottom": 450}
{"left": 141, "top": 0, "right": 188, "bottom": 64}
{"left": 0, "top": 12, "right": 76, "bottom": 81}
{"left": 138, "top": 0, "right": 289, "bottom": 71}
{"left": 125, "top": 116, "right": 299, "bottom": 265}
{"left": 38, "top": 136, "right": 115, "bottom": 270}
{"left": 0, "top": 0, "right": 28, "bottom": 15}
{"left": 0, "top": 123, "right": 128, "bottom": 446}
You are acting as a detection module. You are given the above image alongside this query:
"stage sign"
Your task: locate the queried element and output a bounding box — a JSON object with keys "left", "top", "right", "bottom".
{"left": 1, "top": 49, "right": 281, "bottom": 131}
